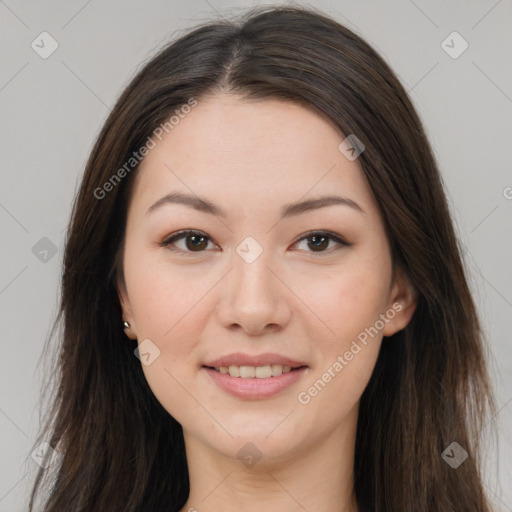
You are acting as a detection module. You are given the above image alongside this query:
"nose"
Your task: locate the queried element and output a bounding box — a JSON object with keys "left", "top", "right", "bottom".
{"left": 215, "top": 246, "right": 292, "bottom": 336}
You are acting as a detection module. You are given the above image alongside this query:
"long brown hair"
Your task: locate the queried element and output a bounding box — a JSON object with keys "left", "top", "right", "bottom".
{"left": 28, "top": 5, "right": 496, "bottom": 511}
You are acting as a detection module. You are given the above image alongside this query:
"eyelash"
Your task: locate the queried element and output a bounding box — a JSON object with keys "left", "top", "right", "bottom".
{"left": 159, "top": 229, "right": 350, "bottom": 256}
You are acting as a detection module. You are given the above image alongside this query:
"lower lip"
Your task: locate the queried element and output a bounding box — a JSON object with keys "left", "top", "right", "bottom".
{"left": 202, "top": 366, "right": 308, "bottom": 400}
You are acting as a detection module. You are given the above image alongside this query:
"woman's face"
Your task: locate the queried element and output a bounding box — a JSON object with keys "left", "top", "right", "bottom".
{"left": 118, "top": 93, "right": 415, "bottom": 463}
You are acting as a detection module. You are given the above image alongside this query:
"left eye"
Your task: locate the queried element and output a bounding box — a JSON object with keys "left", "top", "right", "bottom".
{"left": 294, "top": 231, "right": 347, "bottom": 253}
{"left": 160, "top": 230, "right": 348, "bottom": 255}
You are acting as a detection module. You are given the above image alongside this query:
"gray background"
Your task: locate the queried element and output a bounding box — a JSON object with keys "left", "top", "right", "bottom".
{"left": 0, "top": 1, "right": 511, "bottom": 510}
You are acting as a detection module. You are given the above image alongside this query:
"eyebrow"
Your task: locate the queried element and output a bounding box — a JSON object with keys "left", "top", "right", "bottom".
{"left": 145, "top": 191, "right": 364, "bottom": 218}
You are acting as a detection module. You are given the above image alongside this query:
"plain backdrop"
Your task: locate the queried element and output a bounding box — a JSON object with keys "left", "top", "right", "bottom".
{"left": 0, "top": 1, "right": 511, "bottom": 510}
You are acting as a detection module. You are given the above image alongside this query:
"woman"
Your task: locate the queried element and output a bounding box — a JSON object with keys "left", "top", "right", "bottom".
{"left": 29, "top": 5, "right": 496, "bottom": 511}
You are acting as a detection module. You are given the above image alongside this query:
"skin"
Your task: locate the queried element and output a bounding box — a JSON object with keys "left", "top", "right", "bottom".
{"left": 117, "top": 93, "right": 416, "bottom": 512}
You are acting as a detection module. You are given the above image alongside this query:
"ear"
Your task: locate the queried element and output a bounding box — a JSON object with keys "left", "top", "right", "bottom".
{"left": 117, "top": 275, "right": 137, "bottom": 340}
{"left": 382, "top": 268, "right": 417, "bottom": 337}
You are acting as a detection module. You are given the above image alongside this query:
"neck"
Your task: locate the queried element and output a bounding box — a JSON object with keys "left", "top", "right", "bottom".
{"left": 179, "top": 407, "right": 359, "bottom": 512}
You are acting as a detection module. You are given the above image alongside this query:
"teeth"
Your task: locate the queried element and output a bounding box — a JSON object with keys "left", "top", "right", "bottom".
{"left": 228, "top": 365, "right": 240, "bottom": 377}
{"left": 239, "top": 365, "right": 255, "bottom": 378}
{"left": 217, "top": 364, "right": 295, "bottom": 378}
{"left": 256, "top": 365, "right": 272, "bottom": 378}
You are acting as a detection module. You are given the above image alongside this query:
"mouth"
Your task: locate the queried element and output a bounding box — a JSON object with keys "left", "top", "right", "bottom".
{"left": 201, "top": 364, "right": 309, "bottom": 400}
{"left": 202, "top": 364, "right": 308, "bottom": 379}
{"left": 201, "top": 352, "right": 309, "bottom": 399}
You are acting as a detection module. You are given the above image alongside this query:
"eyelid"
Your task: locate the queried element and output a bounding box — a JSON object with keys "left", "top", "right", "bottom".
{"left": 291, "top": 230, "right": 349, "bottom": 256}
{"left": 159, "top": 229, "right": 219, "bottom": 255}
{"left": 159, "top": 229, "right": 350, "bottom": 255}
{"left": 293, "top": 230, "right": 348, "bottom": 246}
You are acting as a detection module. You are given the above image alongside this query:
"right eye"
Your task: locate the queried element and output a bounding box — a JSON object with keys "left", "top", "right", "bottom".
{"left": 159, "top": 229, "right": 218, "bottom": 254}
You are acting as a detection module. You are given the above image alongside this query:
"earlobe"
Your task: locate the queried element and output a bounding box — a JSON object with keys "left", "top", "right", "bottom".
{"left": 117, "top": 276, "right": 137, "bottom": 340}
{"left": 382, "top": 270, "right": 417, "bottom": 337}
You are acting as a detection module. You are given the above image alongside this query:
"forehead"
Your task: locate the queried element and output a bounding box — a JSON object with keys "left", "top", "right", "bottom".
{"left": 130, "top": 93, "right": 378, "bottom": 220}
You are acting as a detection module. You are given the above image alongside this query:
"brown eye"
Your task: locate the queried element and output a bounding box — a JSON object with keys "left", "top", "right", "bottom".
{"left": 184, "top": 234, "right": 208, "bottom": 251}
{"left": 161, "top": 230, "right": 348, "bottom": 256}
{"left": 294, "top": 231, "right": 347, "bottom": 254}
{"left": 307, "top": 234, "right": 330, "bottom": 252}
{"left": 160, "top": 230, "right": 215, "bottom": 254}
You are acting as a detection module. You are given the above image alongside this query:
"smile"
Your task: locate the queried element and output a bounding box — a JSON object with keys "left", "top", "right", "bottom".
{"left": 202, "top": 365, "right": 309, "bottom": 399}
{"left": 206, "top": 364, "right": 305, "bottom": 378}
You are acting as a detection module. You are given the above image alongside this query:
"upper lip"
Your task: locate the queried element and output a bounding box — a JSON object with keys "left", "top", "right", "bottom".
{"left": 203, "top": 352, "right": 308, "bottom": 368}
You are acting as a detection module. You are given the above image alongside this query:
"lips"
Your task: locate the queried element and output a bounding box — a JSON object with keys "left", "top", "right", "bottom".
{"left": 201, "top": 352, "right": 309, "bottom": 399}
{"left": 202, "top": 352, "right": 307, "bottom": 369}
{"left": 210, "top": 364, "right": 297, "bottom": 379}
{"left": 203, "top": 364, "right": 308, "bottom": 399}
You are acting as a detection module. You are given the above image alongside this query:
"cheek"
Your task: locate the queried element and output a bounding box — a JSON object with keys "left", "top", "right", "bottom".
{"left": 124, "top": 253, "right": 212, "bottom": 406}
{"left": 295, "top": 269, "right": 388, "bottom": 416}
{"left": 129, "top": 267, "right": 204, "bottom": 420}
{"left": 294, "top": 251, "right": 391, "bottom": 405}
{"left": 126, "top": 249, "right": 206, "bottom": 338}
{"left": 303, "top": 255, "right": 392, "bottom": 345}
